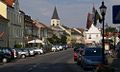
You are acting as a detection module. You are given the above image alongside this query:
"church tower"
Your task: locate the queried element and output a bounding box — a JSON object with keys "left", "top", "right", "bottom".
{"left": 13, "top": 0, "right": 20, "bottom": 12}
{"left": 51, "top": 7, "right": 60, "bottom": 27}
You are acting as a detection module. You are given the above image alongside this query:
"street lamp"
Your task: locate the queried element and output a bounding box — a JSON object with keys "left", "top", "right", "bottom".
{"left": 99, "top": 1, "right": 107, "bottom": 64}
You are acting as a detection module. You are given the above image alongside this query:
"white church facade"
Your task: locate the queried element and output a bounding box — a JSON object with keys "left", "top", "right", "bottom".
{"left": 84, "top": 24, "right": 102, "bottom": 44}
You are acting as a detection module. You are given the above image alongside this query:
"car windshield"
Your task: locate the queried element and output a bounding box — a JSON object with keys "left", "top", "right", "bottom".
{"left": 85, "top": 48, "right": 102, "bottom": 56}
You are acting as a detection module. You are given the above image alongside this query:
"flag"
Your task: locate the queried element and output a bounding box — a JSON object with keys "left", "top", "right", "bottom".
{"left": 92, "top": 6, "right": 96, "bottom": 18}
{"left": 86, "top": 13, "right": 93, "bottom": 29}
{"left": 92, "top": 6, "right": 102, "bottom": 26}
{"left": 94, "top": 10, "right": 102, "bottom": 26}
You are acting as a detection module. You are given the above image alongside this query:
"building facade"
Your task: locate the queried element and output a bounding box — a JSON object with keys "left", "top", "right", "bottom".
{"left": 84, "top": 24, "right": 102, "bottom": 44}
{"left": 0, "top": 0, "right": 25, "bottom": 48}
{"left": 0, "top": 15, "right": 9, "bottom": 47}
{"left": 51, "top": 7, "right": 60, "bottom": 27}
{"left": 7, "top": 0, "right": 24, "bottom": 48}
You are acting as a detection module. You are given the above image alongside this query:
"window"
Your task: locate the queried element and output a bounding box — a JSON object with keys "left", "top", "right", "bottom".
{"left": 53, "top": 24, "right": 55, "bottom": 26}
{"left": 57, "top": 21, "right": 60, "bottom": 25}
{"left": 96, "top": 34, "right": 98, "bottom": 37}
{"left": 89, "top": 34, "right": 91, "bottom": 39}
{"left": 53, "top": 21, "right": 54, "bottom": 23}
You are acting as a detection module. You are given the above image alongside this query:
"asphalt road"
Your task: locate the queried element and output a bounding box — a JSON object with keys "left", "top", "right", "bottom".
{"left": 0, "top": 48, "right": 92, "bottom": 72}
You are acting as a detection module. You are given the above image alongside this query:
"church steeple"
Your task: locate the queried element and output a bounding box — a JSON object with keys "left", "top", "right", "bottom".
{"left": 51, "top": 7, "right": 60, "bottom": 20}
{"left": 13, "top": 0, "right": 20, "bottom": 12}
{"left": 51, "top": 7, "right": 60, "bottom": 27}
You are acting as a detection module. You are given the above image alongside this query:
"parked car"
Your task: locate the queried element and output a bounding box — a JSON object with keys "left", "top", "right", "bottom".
{"left": 24, "top": 48, "right": 36, "bottom": 56}
{"left": 33, "top": 48, "right": 44, "bottom": 55}
{"left": 62, "top": 45, "right": 68, "bottom": 50}
{"left": 51, "top": 46, "right": 57, "bottom": 52}
{"left": 74, "top": 43, "right": 85, "bottom": 62}
{"left": 78, "top": 47, "right": 107, "bottom": 69}
{"left": 56, "top": 45, "right": 60, "bottom": 51}
{"left": 58, "top": 45, "right": 63, "bottom": 51}
{"left": 15, "top": 48, "right": 29, "bottom": 59}
{"left": 74, "top": 47, "right": 80, "bottom": 61}
{"left": 0, "top": 47, "right": 17, "bottom": 63}
{"left": 0, "top": 51, "right": 11, "bottom": 63}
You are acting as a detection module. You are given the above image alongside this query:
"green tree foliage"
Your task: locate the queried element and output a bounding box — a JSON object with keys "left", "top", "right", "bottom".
{"left": 47, "top": 34, "right": 60, "bottom": 45}
{"left": 105, "top": 27, "right": 118, "bottom": 33}
{"left": 14, "top": 44, "right": 22, "bottom": 48}
{"left": 60, "top": 35, "right": 67, "bottom": 45}
{"left": 47, "top": 34, "right": 67, "bottom": 45}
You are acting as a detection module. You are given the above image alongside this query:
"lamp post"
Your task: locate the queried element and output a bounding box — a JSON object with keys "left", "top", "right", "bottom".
{"left": 99, "top": 1, "right": 107, "bottom": 64}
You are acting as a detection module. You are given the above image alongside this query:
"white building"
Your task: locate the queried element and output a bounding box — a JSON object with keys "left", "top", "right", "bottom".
{"left": 51, "top": 7, "right": 60, "bottom": 27}
{"left": 84, "top": 24, "right": 102, "bottom": 44}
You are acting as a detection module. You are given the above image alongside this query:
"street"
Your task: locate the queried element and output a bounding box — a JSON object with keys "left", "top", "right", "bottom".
{"left": 0, "top": 48, "right": 91, "bottom": 72}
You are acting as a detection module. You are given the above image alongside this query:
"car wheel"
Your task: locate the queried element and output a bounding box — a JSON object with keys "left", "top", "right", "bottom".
{"left": 38, "top": 52, "right": 41, "bottom": 55}
{"left": 21, "top": 55, "right": 26, "bottom": 59}
{"left": 2, "top": 58, "right": 8, "bottom": 63}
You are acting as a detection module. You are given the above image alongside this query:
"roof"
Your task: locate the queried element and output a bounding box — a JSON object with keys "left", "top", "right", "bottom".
{"left": 0, "top": 15, "right": 9, "bottom": 21}
{"left": 86, "top": 24, "right": 101, "bottom": 34}
{"left": 51, "top": 7, "right": 60, "bottom": 20}
{"left": 33, "top": 20, "right": 49, "bottom": 29}
{"left": 1, "top": 0, "right": 14, "bottom": 7}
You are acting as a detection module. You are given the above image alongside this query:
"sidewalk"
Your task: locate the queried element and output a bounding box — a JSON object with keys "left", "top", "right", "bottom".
{"left": 109, "top": 58, "right": 120, "bottom": 72}
{"left": 107, "top": 55, "right": 120, "bottom": 72}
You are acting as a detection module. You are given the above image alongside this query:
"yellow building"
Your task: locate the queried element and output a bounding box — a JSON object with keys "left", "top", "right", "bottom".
{"left": 0, "top": 1, "right": 7, "bottom": 18}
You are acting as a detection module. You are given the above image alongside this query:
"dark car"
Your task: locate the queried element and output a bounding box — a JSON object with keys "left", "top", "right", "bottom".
{"left": 78, "top": 47, "right": 107, "bottom": 69}
{"left": 0, "top": 47, "right": 16, "bottom": 63}
{"left": 0, "top": 52, "right": 11, "bottom": 63}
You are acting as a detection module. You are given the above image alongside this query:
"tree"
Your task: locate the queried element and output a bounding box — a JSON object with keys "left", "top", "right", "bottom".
{"left": 60, "top": 35, "right": 67, "bottom": 45}
{"left": 47, "top": 34, "right": 61, "bottom": 45}
{"left": 47, "top": 38, "right": 54, "bottom": 44}
{"left": 105, "top": 27, "right": 118, "bottom": 33}
{"left": 47, "top": 34, "right": 67, "bottom": 45}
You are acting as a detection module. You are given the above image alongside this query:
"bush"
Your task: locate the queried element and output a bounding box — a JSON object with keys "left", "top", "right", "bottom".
{"left": 14, "top": 44, "right": 22, "bottom": 48}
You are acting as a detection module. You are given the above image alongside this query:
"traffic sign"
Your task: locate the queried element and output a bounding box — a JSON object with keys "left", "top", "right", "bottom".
{"left": 113, "top": 5, "right": 120, "bottom": 24}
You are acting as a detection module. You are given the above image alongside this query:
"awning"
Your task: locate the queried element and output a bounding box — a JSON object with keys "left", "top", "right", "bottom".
{"left": 28, "top": 39, "right": 44, "bottom": 45}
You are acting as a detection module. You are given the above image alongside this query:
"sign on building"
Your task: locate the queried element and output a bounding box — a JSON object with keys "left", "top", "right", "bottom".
{"left": 113, "top": 5, "right": 120, "bottom": 24}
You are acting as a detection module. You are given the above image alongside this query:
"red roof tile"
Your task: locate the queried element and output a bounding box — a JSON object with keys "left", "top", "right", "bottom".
{"left": 5, "top": 0, "right": 14, "bottom": 6}
{"left": 1, "top": 0, "right": 14, "bottom": 6}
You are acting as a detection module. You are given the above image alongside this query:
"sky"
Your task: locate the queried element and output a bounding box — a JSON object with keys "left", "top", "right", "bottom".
{"left": 19, "top": 0, "right": 120, "bottom": 29}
